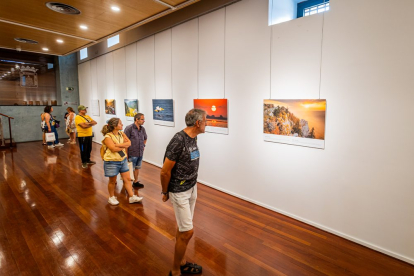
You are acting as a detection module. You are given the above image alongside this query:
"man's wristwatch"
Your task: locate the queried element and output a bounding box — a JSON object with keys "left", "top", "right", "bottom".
{"left": 161, "top": 191, "right": 168, "bottom": 195}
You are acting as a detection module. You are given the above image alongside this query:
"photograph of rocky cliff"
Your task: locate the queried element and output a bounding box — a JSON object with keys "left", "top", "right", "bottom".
{"left": 264, "top": 99, "right": 326, "bottom": 141}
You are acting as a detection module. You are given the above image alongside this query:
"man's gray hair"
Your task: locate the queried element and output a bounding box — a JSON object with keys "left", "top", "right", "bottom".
{"left": 185, "top": 108, "right": 207, "bottom": 127}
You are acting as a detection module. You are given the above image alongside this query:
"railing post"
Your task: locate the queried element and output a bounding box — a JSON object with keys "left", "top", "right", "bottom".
{"left": 8, "top": 117, "right": 12, "bottom": 149}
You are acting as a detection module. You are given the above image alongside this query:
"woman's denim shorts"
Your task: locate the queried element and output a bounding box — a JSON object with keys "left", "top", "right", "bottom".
{"left": 104, "top": 158, "right": 129, "bottom": 177}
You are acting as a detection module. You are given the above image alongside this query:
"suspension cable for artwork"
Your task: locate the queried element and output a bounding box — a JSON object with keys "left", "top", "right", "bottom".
{"left": 224, "top": 6, "right": 226, "bottom": 99}
{"left": 318, "top": 10, "right": 326, "bottom": 100}
{"left": 171, "top": 28, "right": 173, "bottom": 99}
{"left": 154, "top": 35, "right": 156, "bottom": 99}
{"left": 197, "top": 17, "right": 200, "bottom": 99}
{"left": 269, "top": 0, "right": 273, "bottom": 99}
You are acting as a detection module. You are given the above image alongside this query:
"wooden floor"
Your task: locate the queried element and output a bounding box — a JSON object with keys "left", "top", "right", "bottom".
{"left": 0, "top": 140, "right": 413, "bottom": 276}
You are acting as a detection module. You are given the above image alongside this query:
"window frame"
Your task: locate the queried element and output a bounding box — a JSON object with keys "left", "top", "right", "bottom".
{"left": 297, "top": 0, "right": 329, "bottom": 18}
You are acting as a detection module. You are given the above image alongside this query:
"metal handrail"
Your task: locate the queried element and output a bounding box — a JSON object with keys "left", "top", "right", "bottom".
{"left": 0, "top": 113, "right": 15, "bottom": 148}
{"left": 0, "top": 113, "right": 14, "bottom": 119}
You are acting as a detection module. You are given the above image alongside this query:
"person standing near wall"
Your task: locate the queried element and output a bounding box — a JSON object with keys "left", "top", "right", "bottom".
{"left": 161, "top": 109, "right": 206, "bottom": 276}
{"left": 41, "top": 112, "right": 46, "bottom": 145}
{"left": 75, "top": 105, "right": 97, "bottom": 168}
{"left": 44, "top": 106, "right": 64, "bottom": 149}
{"left": 124, "top": 113, "right": 147, "bottom": 188}
{"left": 102, "top": 118, "right": 143, "bottom": 205}
{"left": 66, "top": 107, "right": 77, "bottom": 144}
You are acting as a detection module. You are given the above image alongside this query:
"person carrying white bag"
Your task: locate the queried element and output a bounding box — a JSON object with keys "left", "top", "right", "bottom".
{"left": 44, "top": 105, "right": 64, "bottom": 150}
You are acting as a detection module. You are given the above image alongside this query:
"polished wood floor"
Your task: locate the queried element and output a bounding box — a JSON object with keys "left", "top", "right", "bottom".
{"left": 0, "top": 140, "right": 413, "bottom": 276}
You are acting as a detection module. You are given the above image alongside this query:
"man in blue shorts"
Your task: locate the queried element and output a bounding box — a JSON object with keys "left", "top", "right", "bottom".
{"left": 124, "top": 113, "right": 147, "bottom": 188}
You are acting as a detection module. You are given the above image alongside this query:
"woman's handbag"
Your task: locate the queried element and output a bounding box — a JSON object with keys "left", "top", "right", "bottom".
{"left": 45, "top": 132, "right": 56, "bottom": 142}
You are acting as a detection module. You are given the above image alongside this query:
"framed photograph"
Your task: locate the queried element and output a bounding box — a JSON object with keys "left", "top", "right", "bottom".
{"left": 105, "top": 99, "right": 116, "bottom": 116}
{"left": 152, "top": 99, "right": 174, "bottom": 126}
{"left": 193, "top": 99, "right": 228, "bottom": 135}
{"left": 124, "top": 99, "right": 139, "bottom": 121}
{"left": 263, "top": 99, "right": 326, "bottom": 149}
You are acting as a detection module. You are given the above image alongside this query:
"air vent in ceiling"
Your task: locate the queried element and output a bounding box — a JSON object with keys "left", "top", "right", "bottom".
{"left": 45, "top": 2, "right": 81, "bottom": 15}
{"left": 14, "top": 38, "right": 39, "bottom": 44}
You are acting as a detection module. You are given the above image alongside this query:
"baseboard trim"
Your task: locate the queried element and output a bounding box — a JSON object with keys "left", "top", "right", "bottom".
{"left": 142, "top": 159, "right": 414, "bottom": 265}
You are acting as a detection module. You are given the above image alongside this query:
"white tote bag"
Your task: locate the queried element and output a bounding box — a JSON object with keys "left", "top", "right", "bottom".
{"left": 128, "top": 162, "right": 134, "bottom": 180}
{"left": 45, "top": 132, "right": 56, "bottom": 142}
{"left": 117, "top": 162, "right": 135, "bottom": 182}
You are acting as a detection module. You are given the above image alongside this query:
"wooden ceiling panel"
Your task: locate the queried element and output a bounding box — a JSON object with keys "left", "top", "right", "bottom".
{"left": 1, "top": 0, "right": 168, "bottom": 40}
{"left": 0, "top": 0, "right": 200, "bottom": 55}
{"left": 0, "top": 22, "right": 89, "bottom": 56}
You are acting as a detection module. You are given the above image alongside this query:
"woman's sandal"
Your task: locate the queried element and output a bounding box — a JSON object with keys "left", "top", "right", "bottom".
{"left": 180, "top": 262, "right": 202, "bottom": 274}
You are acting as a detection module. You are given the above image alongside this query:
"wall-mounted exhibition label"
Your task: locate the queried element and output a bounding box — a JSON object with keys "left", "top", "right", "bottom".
{"left": 90, "top": 100, "right": 100, "bottom": 116}
{"left": 263, "top": 99, "right": 326, "bottom": 149}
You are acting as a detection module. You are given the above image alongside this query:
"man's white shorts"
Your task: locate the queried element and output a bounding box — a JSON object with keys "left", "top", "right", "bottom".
{"left": 170, "top": 185, "right": 197, "bottom": 232}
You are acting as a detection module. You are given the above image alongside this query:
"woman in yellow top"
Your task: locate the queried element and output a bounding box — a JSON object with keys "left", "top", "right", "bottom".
{"left": 102, "top": 118, "right": 143, "bottom": 206}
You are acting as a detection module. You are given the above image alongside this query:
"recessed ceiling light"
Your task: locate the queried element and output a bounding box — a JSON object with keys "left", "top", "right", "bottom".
{"left": 56, "top": 39, "right": 63, "bottom": 43}
{"left": 42, "top": 48, "right": 49, "bottom": 51}
{"left": 111, "top": 6, "right": 120, "bottom": 11}
{"left": 80, "top": 25, "right": 88, "bottom": 30}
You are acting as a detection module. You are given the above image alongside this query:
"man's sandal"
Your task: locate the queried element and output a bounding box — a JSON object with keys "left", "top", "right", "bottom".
{"left": 180, "top": 262, "right": 202, "bottom": 274}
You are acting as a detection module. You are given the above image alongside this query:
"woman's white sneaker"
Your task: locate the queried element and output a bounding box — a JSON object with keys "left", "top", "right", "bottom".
{"left": 55, "top": 143, "right": 64, "bottom": 147}
{"left": 129, "top": 195, "right": 143, "bottom": 204}
{"left": 108, "top": 196, "right": 119, "bottom": 205}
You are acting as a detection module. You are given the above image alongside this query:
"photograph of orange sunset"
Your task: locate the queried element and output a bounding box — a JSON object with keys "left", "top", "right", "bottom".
{"left": 194, "top": 99, "right": 228, "bottom": 128}
{"left": 264, "top": 99, "right": 326, "bottom": 140}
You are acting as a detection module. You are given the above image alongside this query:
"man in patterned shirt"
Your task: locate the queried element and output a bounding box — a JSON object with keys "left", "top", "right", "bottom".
{"left": 161, "top": 109, "right": 206, "bottom": 276}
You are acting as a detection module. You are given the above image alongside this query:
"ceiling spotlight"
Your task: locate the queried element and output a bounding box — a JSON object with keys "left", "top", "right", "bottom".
{"left": 56, "top": 39, "right": 63, "bottom": 43}
{"left": 111, "top": 6, "right": 120, "bottom": 11}
{"left": 42, "top": 48, "right": 49, "bottom": 51}
{"left": 80, "top": 25, "right": 88, "bottom": 30}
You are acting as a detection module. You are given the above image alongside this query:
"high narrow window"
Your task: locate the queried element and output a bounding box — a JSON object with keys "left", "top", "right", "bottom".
{"left": 298, "top": 0, "right": 330, "bottom": 18}
{"left": 80, "top": 48, "right": 88, "bottom": 60}
{"left": 269, "top": 0, "right": 330, "bottom": 26}
{"left": 107, "top": 35, "right": 120, "bottom": 48}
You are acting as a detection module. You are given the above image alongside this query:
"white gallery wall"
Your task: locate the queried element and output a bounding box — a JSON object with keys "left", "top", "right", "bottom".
{"left": 78, "top": 0, "right": 414, "bottom": 264}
